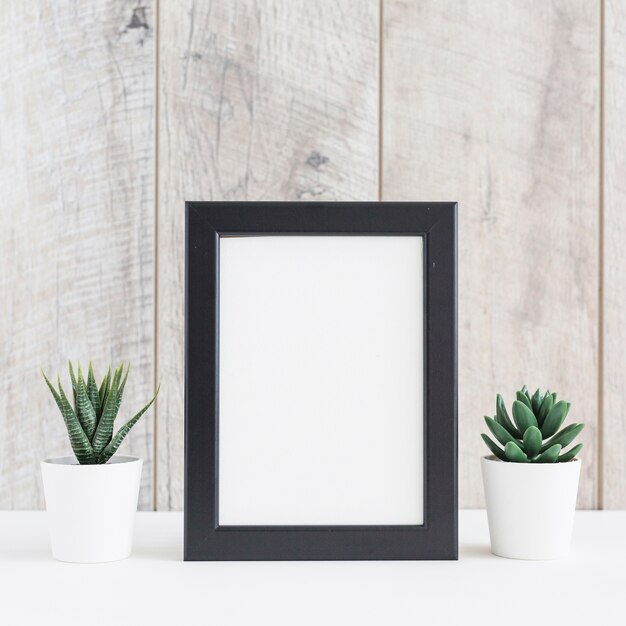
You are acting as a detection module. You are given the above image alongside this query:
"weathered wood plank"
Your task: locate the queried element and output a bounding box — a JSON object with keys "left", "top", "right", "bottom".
{"left": 383, "top": 0, "right": 600, "bottom": 507}
{"left": 156, "top": 0, "right": 378, "bottom": 509}
{"left": 0, "top": 1, "right": 155, "bottom": 508}
{"left": 603, "top": 0, "right": 626, "bottom": 509}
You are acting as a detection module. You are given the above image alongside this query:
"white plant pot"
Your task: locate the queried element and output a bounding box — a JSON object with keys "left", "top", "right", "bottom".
{"left": 481, "top": 455, "right": 580, "bottom": 560}
{"left": 41, "top": 455, "right": 142, "bottom": 563}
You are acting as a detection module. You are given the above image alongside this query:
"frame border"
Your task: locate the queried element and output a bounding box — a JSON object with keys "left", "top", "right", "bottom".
{"left": 185, "top": 201, "right": 457, "bottom": 560}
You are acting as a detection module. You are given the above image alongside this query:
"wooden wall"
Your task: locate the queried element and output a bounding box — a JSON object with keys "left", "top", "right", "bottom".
{"left": 383, "top": 0, "right": 600, "bottom": 508}
{"left": 604, "top": 0, "right": 626, "bottom": 508}
{"left": 1, "top": 0, "right": 622, "bottom": 510}
{"left": 0, "top": 0, "right": 156, "bottom": 508}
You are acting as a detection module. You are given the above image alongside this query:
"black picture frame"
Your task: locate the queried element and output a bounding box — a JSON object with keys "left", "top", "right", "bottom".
{"left": 185, "top": 201, "right": 457, "bottom": 560}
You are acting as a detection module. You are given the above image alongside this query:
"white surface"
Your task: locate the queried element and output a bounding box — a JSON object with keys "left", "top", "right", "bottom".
{"left": 40, "top": 456, "right": 142, "bottom": 563}
{"left": 481, "top": 456, "right": 581, "bottom": 559}
{"left": 219, "top": 236, "right": 424, "bottom": 525}
{"left": 0, "top": 510, "right": 624, "bottom": 625}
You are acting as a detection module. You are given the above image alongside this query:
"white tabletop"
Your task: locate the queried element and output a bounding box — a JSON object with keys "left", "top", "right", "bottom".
{"left": 1, "top": 510, "right": 624, "bottom": 625}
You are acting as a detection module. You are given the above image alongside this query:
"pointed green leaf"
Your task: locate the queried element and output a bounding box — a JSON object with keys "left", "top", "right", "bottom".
{"left": 57, "top": 379, "right": 96, "bottom": 464}
{"left": 114, "top": 364, "right": 131, "bottom": 417}
{"left": 98, "top": 366, "right": 111, "bottom": 409}
{"left": 523, "top": 425, "right": 543, "bottom": 458}
{"left": 534, "top": 443, "right": 562, "bottom": 463}
{"left": 537, "top": 391, "right": 554, "bottom": 428}
{"left": 42, "top": 371, "right": 95, "bottom": 464}
{"left": 76, "top": 363, "right": 97, "bottom": 441}
{"left": 98, "top": 387, "right": 159, "bottom": 463}
{"left": 484, "top": 416, "right": 519, "bottom": 447}
{"left": 504, "top": 441, "right": 529, "bottom": 463}
{"left": 541, "top": 401, "right": 570, "bottom": 438}
{"left": 540, "top": 423, "right": 584, "bottom": 453}
{"left": 496, "top": 394, "right": 522, "bottom": 438}
{"left": 516, "top": 391, "right": 533, "bottom": 411}
{"left": 91, "top": 364, "right": 124, "bottom": 455}
{"left": 68, "top": 361, "right": 77, "bottom": 389}
{"left": 558, "top": 443, "right": 583, "bottom": 463}
{"left": 481, "top": 434, "right": 507, "bottom": 461}
{"left": 552, "top": 392, "right": 558, "bottom": 403}
{"left": 68, "top": 360, "right": 77, "bottom": 409}
{"left": 531, "top": 388, "right": 545, "bottom": 414}
{"left": 86, "top": 361, "right": 101, "bottom": 418}
{"left": 512, "top": 400, "right": 538, "bottom": 433}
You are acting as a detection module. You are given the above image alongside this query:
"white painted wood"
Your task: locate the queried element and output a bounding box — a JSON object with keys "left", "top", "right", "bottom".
{"left": 0, "top": 1, "right": 155, "bottom": 508}
{"left": 1, "top": 0, "right": 613, "bottom": 513}
{"left": 383, "top": 0, "right": 600, "bottom": 507}
{"left": 156, "top": 0, "right": 379, "bottom": 509}
{"left": 603, "top": 0, "right": 626, "bottom": 509}
{"left": 0, "top": 510, "right": 624, "bottom": 624}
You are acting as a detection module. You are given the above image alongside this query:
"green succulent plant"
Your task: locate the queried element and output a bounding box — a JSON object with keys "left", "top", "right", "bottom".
{"left": 42, "top": 361, "right": 159, "bottom": 464}
{"left": 481, "top": 386, "right": 583, "bottom": 463}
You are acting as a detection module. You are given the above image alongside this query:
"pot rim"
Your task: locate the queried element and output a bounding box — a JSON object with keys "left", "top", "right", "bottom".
{"left": 41, "top": 455, "right": 142, "bottom": 467}
{"left": 481, "top": 454, "right": 580, "bottom": 465}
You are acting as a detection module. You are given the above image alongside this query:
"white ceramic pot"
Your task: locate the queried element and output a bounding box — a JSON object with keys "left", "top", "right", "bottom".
{"left": 481, "top": 455, "right": 580, "bottom": 560}
{"left": 41, "top": 455, "right": 142, "bottom": 563}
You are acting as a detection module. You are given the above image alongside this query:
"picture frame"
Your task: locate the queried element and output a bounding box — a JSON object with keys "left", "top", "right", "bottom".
{"left": 185, "top": 201, "right": 457, "bottom": 560}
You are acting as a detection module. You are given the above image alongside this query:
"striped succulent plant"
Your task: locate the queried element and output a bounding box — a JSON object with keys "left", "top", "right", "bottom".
{"left": 481, "top": 386, "right": 583, "bottom": 463}
{"left": 42, "top": 361, "right": 159, "bottom": 465}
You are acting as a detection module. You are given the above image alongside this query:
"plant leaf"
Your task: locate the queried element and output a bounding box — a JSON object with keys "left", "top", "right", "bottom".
{"left": 540, "top": 423, "right": 584, "bottom": 453}
{"left": 76, "top": 363, "right": 97, "bottom": 441}
{"left": 537, "top": 391, "right": 553, "bottom": 428}
{"left": 42, "top": 371, "right": 95, "bottom": 464}
{"left": 504, "top": 441, "right": 529, "bottom": 463}
{"left": 558, "top": 443, "right": 583, "bottom": 463}
{"left": 91, "top": 364, "right": 124, "bottom": 456}
{"left": 98, "top": 386, "right": 159, "bottom": 463}
{"left": 534, "top": 443, "right": 562, "bottom": 463}
{"left": 98, "top": 366, "right": 111, "bottom": 410}
{"left": 484, "top": 416, "right": 519, "bottom": 447}
{"left": 496, "top": 394, "right": 522, "bottom": 438}
{"left": 523, "top": 425, "right": 543, "bottom": 458}
{"left": 541, "top": 401, "right": 570, "bottom": 439}
{"left": 512, "top": 400, "right": 538, "bottom": 433}
{"left": 86, "top": 361, "right": 101, "bottom": 418}
{"left": 68, "top": 360, "right": 78, "bottom": 409}
{"left": 531, "top": 388, "right": 545, "bottom": 414}
{"left": 481, "top": 434, "right": 507, "bottom": 461}
{"left": 114, "top": 364, "right": 131, "bottom": 418}
{"left": 516, "top": 391, "right": 533, "bottom": 411}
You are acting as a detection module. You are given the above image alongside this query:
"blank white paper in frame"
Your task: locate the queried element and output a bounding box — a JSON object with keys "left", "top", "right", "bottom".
{"left": 218, "top": 236, "right": 424, "bottom": 526}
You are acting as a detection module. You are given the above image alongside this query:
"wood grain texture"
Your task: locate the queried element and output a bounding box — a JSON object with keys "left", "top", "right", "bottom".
{"left": 603, "top": 0, "right": 626, "bottom": 509}
{"left": 383, "top": 0, "right": 600, "bottom": 507}
{"left": 0, "top": 1, "right": 155, "bottom": 508}
{"left": 156, "top": 0, "right": 378, "bottom": 509}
